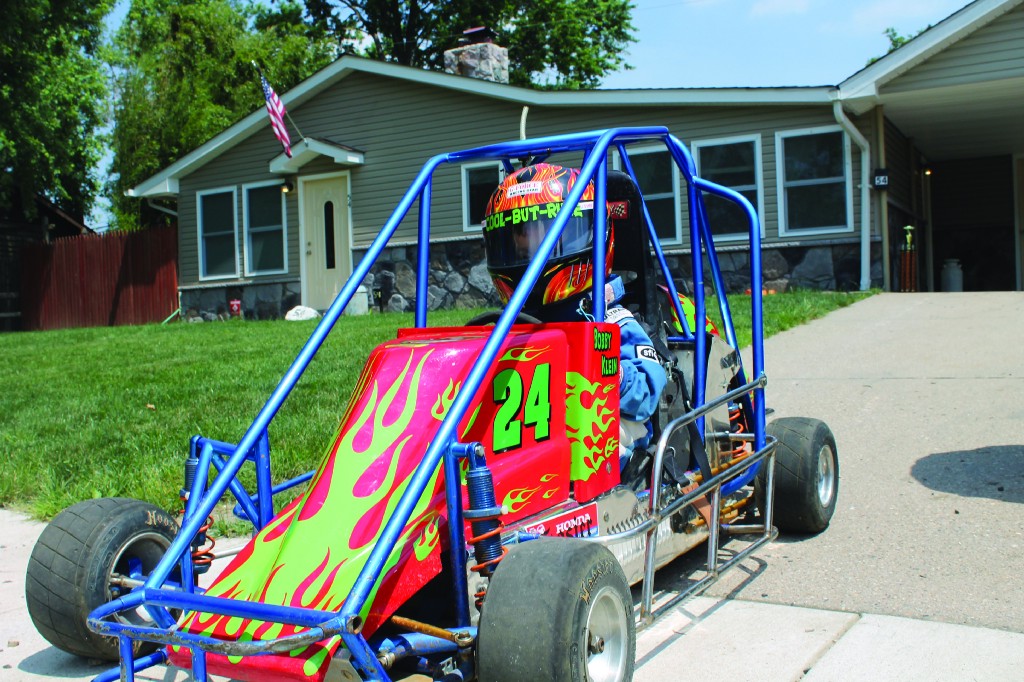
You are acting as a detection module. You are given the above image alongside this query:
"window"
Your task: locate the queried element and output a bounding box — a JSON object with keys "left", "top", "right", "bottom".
{"left": 777, "top": 127, "right": 851, "bottom": 234}
{"left": 620, "top": 147, "right": 681, "bottom": 244}
{"left": 323, "top": 201, "right": 336, "bottom": 270}
{"left": 244, "top": 182, "right": 287, "bottom": 275}
{"left": 693, "top": 135, "right": 763, "bottom": 240}
{"left": 197, "top": 188, "right": 238, "bottom": 279}
{"left": 462, "top": 162, "right": 504, "bottom": 231}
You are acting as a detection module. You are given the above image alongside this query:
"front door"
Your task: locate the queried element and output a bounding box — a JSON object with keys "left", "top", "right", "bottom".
{"left": 302, "top": 175, "right": 350, "bottom": 310}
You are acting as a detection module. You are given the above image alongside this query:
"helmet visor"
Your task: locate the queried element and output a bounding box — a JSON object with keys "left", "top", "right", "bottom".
{"left": 484, "top": 202, "right": 595, "bottom": 268}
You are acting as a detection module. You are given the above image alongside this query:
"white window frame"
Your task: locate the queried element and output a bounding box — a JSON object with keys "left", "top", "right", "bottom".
{"left": 461, "top": 161, "right": 505, "bottom": 232}
{"left": 614, "top": 145, "right": 683, "bottom": 245}
{"left": 691, "top": 133, "right": 765, "bottom": 241}
{"left": 776, "top": 125, "right": 854, "bottom": 236}
{"left": 197, "top": 186, "right": 239, "bottom": 281}
{"left": 242, "top": 180, "right": 289, "bottom": 277}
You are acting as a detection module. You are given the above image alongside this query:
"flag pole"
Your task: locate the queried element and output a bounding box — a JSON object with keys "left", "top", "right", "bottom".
{"left": 251, "top": 61, "right": 307, "bottom": 144}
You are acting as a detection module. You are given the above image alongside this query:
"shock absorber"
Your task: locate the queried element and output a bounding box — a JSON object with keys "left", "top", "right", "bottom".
{"left": 727, "top": 403, "right": 751, "bottom": 460}
{"left": 462, "top": 448, "right": 507, "bottom": 606}
{"left": 181, "top": 450, "right": 215, "bottom": 575}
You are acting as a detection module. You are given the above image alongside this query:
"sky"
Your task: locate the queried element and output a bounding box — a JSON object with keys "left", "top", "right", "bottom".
{"left": 599, "top": 0, "right": 970, "bottom": 89}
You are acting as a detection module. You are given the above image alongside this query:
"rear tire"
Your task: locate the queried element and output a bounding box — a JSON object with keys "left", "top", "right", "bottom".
{"left": 477, "top": 538, "right": 635, "bottom": 682}
{"left": 25, "top": 497, "right": 179, "bottom": 660}
{"left": 761, "top": 417, "right": 839, "bottom": 534}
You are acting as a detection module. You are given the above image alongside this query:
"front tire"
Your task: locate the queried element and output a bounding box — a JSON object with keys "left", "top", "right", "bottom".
{"left": 764, "top": 417, "right": 839, "bottom": 534}
{"left": 25, "top": 497, "right": 179, "bottom": 660}
{"left": 477, "top": 538, "right": 635, "bottom": 682}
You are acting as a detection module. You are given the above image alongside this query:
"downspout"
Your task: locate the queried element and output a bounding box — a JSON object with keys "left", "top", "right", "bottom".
{"left": 832, "top": 99, "right": 871, "bottom": 291}
{"left": 147, "top": 198, "right": 179, "bottom": 218}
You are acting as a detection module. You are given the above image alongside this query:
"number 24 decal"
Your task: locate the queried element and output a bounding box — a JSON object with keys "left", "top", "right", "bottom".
{"left": 492, "top": 364, "right": 551, "bottom": 452}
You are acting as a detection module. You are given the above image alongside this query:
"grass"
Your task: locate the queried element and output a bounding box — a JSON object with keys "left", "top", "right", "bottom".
{"left": 0, "top": 289, "right": 873, "bottom": 521}
{"left": 719, "top": 288, "right": 873, "bottom": 349}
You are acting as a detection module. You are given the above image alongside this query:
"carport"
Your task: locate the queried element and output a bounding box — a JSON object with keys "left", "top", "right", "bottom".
{"left": 840, "top": 0, "right": 1024, "bottom": 292}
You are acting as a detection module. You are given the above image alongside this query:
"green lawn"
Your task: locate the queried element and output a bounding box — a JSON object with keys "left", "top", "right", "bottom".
{"left": 0, "top": 289, "right": 871, "bottom": 521}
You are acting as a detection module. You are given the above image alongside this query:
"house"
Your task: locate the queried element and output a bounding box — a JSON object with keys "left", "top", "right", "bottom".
{"left": 128, "top": 0, "right": 1024, "bottom": 320}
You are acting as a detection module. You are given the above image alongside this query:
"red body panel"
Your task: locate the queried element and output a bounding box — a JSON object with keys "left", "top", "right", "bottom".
{"left": 168, "top": 322, "right": 620, "bottom": 681}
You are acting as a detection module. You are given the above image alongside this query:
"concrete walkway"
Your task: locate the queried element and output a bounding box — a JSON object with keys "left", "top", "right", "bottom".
{"left": 3, "top": 292, "right": 1022, "bottom": 681}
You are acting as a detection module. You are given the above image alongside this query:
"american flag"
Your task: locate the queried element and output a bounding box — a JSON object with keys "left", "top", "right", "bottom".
{"left": 260, "top": 73, "right": 292, "bottom": 158}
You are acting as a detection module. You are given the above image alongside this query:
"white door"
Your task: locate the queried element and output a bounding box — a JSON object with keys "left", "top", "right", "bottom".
{"left": 302, "top": 175, "right": 350, "bottom": 310}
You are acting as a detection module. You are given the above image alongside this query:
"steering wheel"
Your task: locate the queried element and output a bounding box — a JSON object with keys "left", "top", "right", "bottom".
{"left": 464, "top": 310, "right": 543, "bottom": 326}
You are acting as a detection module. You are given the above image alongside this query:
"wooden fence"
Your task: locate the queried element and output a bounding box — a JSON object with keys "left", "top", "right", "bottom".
{"left": 20, "top": 226, "right": 178, "bottom": 331}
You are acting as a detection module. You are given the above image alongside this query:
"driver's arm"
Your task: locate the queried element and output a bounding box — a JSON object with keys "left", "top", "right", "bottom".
{"left": 607, "top": 307, "right": 667, "bottom": 422}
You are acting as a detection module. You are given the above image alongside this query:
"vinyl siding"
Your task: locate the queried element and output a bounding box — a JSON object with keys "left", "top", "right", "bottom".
{"left": 885, "top": 5, "right": 1024, "bottom": 93}
{"left": 181, "top": 128, "right": 299, "bottom": 286}
{"left": 177, "top": 70, "right": 870, "bottom": 284}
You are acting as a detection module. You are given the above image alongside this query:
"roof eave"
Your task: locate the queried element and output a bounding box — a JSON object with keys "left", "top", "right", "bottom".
{"left": 839, "top": 0, "right": 1024, "bottom": 102}
{"left": 126, "top": 56, "right": 841, "bottom": 198}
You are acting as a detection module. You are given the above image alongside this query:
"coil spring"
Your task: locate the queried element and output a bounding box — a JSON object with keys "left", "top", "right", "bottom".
{"left": 465, "top": 464, "right": 507, "bottom": 609}
{"left": 179, "top": 495, "right": 217, "bottom": 572}
{"left": 728, "top": 404, "right": 751, "bottom": 460}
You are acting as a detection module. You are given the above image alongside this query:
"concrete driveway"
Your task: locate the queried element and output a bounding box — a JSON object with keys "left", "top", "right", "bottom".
{"left": 2, "top": 292, "right": 1022, "bottom": 681}
{"left": 708, "top": 291, "right": 1024, "bottom": 632}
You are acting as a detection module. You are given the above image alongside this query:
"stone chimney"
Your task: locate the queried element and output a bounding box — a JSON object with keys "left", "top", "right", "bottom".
{"left": 443, "top": 27, "right": 509, "bottom": 85}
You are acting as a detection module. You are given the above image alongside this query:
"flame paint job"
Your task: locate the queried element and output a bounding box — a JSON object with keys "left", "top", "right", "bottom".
{"left": 485, "top": 164, "right": 594, "bottom": 214}
{"left": 168, "top": 322, "right": 620, "bottom": 681}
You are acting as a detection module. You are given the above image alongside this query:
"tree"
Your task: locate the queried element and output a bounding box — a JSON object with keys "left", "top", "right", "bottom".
{"left": 300, "top": 0, "right": 636, "bottom": 89}
{"left": 867, "top": 26, "right": 930, "bottom": 65}
{"left": 107, "top": 0, "right": 335, "bottom": 230}
{"left": 0, "top": 1, "right": 113, "bottom": 222}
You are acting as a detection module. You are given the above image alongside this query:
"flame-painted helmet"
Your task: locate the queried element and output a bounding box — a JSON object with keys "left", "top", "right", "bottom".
{"left": 482, "top": 163, "right": 614, "bottom": 307}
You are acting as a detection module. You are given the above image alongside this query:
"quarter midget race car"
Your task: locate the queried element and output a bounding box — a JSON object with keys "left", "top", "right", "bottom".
{"left": 26, "top": 127, "right": 839, "bottom": 682}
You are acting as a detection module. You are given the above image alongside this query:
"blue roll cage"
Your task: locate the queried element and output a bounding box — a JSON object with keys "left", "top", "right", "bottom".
{"left": 86, "top": 127, "right": 769, "bottom": 682}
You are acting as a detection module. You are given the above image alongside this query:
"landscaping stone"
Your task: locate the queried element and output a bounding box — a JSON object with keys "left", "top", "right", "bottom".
{"left": 388, "top": 294, "right": 408, "bottom": 313}
{"left": 444, "top": 271, "right": 466, "bottom": 294}
{"left": 395, "top": 261, "right": 416, "bottom": 297}
{"left": 427, "top": 285, "right": 448, "bottom": 311}
{"left": 175, "top": 238, "right": 878, "bottom": 320}
{"left": 762, "top": 249, "right": 789, "bottom": 280}
{"left": 791, "top": 247, "right": 835, "bottom": 289}
{"left": 468, "top": 262, "right": 495, "bottom": 296}
{"left": 285, "top": 306, "right": 320, "bottom": 321}
{"left": 455, "top": 287, "right": 489, "bottom": 309}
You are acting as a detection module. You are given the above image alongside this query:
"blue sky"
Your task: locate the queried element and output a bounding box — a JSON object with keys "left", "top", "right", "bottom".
{"left": 600, "top": 0, "right": 970, "bottom": 88}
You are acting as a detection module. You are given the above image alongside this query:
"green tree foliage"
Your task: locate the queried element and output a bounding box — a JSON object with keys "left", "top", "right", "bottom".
{"left": 0, "top": 1, "right": 113, "bottom": 222}
{"left": 867, "top": 26, "right": 930, "bottom": 65}
{"left": 107, "top": 0, "right": 335, "bottom": 230}
{"left": 301, "top": 0, "right": 636, "bottom": 89}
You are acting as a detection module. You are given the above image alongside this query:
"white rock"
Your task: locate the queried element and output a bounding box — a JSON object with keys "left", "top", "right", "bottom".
{"left": 285, "top": 305, "right": 321, "bottom": 321}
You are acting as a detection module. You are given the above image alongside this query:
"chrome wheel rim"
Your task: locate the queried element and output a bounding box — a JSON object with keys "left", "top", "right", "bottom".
{"left": 816, "top": 444, "right": 837, "bottom": 508}
{"left": 107, "top": 531, "right": 172, "bottom": 627}
{"left": 585, "top": 585, "right": 629, "bottom": 682}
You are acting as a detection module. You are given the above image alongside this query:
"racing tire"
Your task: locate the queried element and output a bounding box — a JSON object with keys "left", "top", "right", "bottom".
{"left": 761, "top": 417, "right": 839, "bottom": 534}
{"left": 25, "top": 497, "right": 179, "bottom": 660}
{"left": 477, "top": 538, "right": 635, "bottom": 682}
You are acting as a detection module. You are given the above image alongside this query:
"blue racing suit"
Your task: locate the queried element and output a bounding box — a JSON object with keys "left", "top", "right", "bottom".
{"left": 606, "top": 306, "right": 666, "bottom": 423}
{"left": 604, "top": 305, "right": 667, "bottom": 459}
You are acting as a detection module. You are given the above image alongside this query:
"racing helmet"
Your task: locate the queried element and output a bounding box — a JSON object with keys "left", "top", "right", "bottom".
{"left": 482, "top": 163, "right": 614, "bottom": 307}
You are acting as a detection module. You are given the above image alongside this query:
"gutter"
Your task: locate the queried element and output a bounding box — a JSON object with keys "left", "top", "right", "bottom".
{"left": 832, "top": 99, "right": 871, "bottom": 291}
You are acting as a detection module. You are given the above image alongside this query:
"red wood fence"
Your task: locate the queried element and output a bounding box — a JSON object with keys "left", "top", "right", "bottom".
{"left": 20, "top": 226, "right": 178, "bottom": 330}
